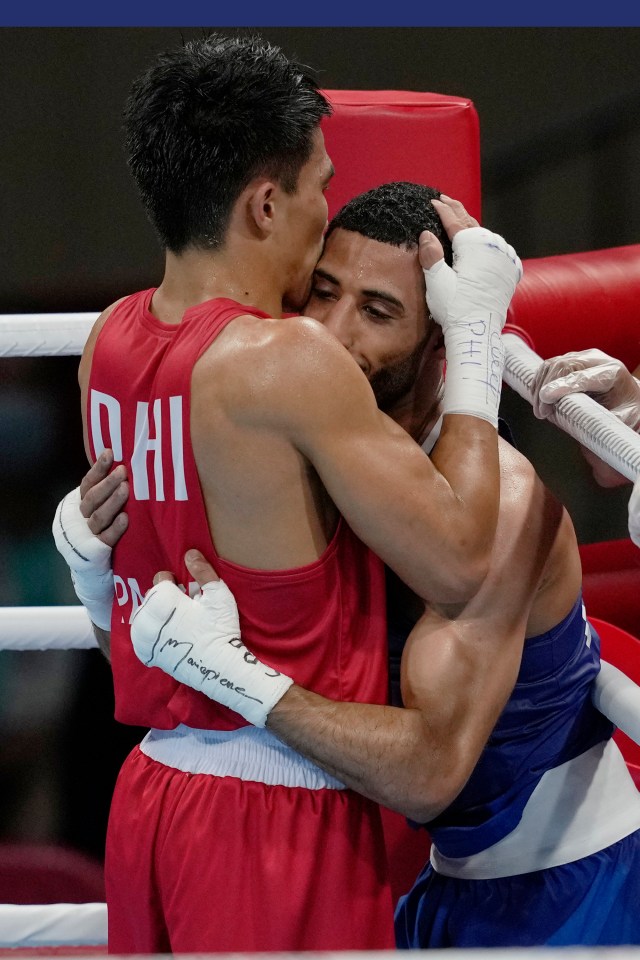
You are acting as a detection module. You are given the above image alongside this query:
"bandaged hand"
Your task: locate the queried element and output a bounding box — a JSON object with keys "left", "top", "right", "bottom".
{"left": 420, "top": 196, "right": 523, "bottom": 428}
{"left": 51, "top": 451, "right": 128, "bottom": 631}
{"left": 52, "top": 486, "right": 115, "bottom": 631}
{"left": 130, "top": 551, "right": 293, "bottom": 727}
{"left": 532, "top": 349, "right": 640, "bottom": 487}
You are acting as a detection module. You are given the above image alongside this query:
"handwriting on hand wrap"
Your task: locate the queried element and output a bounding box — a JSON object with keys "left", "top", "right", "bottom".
{"left": 148, "top": 614, "right": 282, "bottom": 707}
{"left": 459, "top": 321, "right": 503, "bottom": 398}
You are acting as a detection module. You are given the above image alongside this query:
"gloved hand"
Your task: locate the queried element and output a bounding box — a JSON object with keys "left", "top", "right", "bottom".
{"left": 532, "top": 349, "right": 640, "bottom": 423}
{"left": 130, "top": 551, "right": 293, "bottom": 727}
{"left": 421, "top": 195, "right": 523, "bottom": 428}
{"left": 531, "top": 349, "right": 640, "bottom": 487}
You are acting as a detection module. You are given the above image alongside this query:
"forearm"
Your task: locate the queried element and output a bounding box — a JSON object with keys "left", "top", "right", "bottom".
{"left": 428, "top": 414, "right": 501, "bottom": 586}
{"left": 129, "top": 557, "right": 523, "bottom": 820}
{"left": 267, "top": 686, "right": 462, "bottom": 822}
{"left": 317, "top": 414, "right": 500, "bottom": 605}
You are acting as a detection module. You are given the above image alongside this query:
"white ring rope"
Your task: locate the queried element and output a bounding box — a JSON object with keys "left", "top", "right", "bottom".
{"left": 0, "top": 606, "right": 97, "bottom": 650}
{"left": 0, "top": 902, "right": 107, "bottom": 947}
{"left": 0, "top": 314, "right": 98, "bottom": 358}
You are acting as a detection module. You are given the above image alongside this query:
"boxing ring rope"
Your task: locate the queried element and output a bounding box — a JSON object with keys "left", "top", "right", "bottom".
{"left": 0, "top": 313, "right": 98, "bottom": 357}
{"left": 2, "top": 315, "right": 640, "bottom": 951}
{"left": 0, "top": 903, "right": 107, "bottom": 949}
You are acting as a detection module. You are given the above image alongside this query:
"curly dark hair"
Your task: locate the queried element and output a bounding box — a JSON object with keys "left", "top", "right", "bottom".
{"left": 326, "top": 181, "right": 453, "bottom": 266}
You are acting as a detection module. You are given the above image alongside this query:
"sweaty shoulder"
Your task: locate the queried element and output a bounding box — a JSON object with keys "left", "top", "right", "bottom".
{"left": 79, "top": 296, "right": 130, "bottom": 459}
{"left": 497, "top": 436, "right": 540, "bottom": 506}
{"left": 79, "top": 297, "right": 129, "bottom": 385}
{"left": 495, "top": 437, "right": 564, "bottom": 560}
{"left": 193, "top": 311, "right": 373, "bottom": 429}
{"left": 495, "top": 436, "right": 582, "bottom": 634}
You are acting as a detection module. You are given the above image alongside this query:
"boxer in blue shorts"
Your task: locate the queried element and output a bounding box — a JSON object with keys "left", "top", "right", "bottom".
{"left": 58, "top": 182, "right": 640, "bottom": 946}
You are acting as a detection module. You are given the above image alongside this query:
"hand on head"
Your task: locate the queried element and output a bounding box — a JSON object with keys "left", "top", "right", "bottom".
{"left": 418, "top": 194, "right": 522, "bottom": 334}
{"left": 418, "top": 194, "right": 479, "bottom": 271}
{"left": 415, "top": 193, "right": 522, "bottom": 429}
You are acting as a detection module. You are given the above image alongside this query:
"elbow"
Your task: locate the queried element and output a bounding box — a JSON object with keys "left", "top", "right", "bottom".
{"left": 433, "top": 552, "right": 490, "bottom": 606}
{"left": 397, "top": 735, "right": 478, "bottom": 823}
{"left": 456, "top": 532, "right": 494, "bottom": 597}
{"left": 399, "top": 783, "right": 460, "bottom": 825}
{"left": 397, "top": 765, "right": 470, "bottom": 825}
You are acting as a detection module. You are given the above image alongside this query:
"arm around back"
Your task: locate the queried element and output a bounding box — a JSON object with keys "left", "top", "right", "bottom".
{"left": 269, "top": 443, "right": 577, "bottom": 821}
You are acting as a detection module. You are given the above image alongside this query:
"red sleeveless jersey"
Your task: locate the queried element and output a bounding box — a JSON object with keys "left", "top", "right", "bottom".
{"left": 88, "top": 289, "right": 388, "bottom": 730}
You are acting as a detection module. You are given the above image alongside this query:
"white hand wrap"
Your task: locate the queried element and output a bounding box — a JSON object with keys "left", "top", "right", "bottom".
{"left": 130, "top": 579, "right": 293, "bottom": 727}
{"left": 629, "top": 479, "right": 640, "bottom": 549}
{"left": 424, "top": 227, "right": 523, "bottom": 427}
{"left": 52, "top": 487, "right": 114, "bottom": 631}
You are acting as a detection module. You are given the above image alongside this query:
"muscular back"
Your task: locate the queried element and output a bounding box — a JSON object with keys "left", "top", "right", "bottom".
{"left": 190, "top": 313, "right": 341, "bottom": 569}
{"left": 81, "top": 293, "right": 390, "bottom": 729}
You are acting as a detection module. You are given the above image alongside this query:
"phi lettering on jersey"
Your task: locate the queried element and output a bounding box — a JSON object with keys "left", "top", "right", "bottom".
{"left": 90, "top": 389, "right": 188, "bottom": 502}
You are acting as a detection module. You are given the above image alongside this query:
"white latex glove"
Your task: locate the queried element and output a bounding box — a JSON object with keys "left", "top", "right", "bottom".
{"left": 532, "top": 349, "right": 640, "bottom": 487}
{"left": 533, "top": 349, "right": 640, "bottom": 423}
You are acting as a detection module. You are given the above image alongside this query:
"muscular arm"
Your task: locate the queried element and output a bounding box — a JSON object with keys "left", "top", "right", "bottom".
{"left": 219, "top": 318, "right": 501, "bottom": 605}
{"left": 264, "top": 446, "right": 576, "bottom": 821}
{"left": 267, "top": 608, "right": 522, "bottom": 822}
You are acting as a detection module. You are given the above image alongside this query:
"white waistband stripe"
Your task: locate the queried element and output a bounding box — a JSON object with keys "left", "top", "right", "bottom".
{"left": 431, "top": 739, "right": 640, "bottom": 879}
{"left": 140, "top": 724, "right": 346, "bottom": 790}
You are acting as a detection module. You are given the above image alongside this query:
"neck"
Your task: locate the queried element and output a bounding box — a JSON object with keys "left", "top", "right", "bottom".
{"left": 152, "top": 246, "right": 287, "bottom": 324}
{"left": 386, "top": 362, "right": 445, "bottom": 447}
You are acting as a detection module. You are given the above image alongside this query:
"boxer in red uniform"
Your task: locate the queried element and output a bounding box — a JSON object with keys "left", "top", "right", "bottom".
{"left": 88, "top": 183, "right": 640, "bottom": 948}
{"left": 55, "top": 35, "right": 522, "bottom": 953}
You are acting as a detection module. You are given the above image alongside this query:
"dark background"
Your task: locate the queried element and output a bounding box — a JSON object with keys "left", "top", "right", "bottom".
{"left": 1, "top": 26, "right": 639, "bottom": 864}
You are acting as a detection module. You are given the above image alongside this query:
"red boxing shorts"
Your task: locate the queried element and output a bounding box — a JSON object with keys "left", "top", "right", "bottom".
{"left": 105, "top": 732, "right": 395, "bottom": 953}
